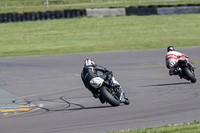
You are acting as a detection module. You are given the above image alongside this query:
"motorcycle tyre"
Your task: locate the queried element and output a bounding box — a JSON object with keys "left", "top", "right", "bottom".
{"left": 100, "top": 86, "right": 120, "bottom": 106}
{"left": 183, "top": 67, "right": 196, "bottom": 83}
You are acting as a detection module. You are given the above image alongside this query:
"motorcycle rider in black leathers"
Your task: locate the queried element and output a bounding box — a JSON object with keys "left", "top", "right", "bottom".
{"left": 81, "top": 59, "right": 129, "bottom": 104}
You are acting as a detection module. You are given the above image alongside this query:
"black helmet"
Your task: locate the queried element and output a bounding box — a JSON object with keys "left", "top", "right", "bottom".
{"left": 167, "top": 46, "right": 175, "bottom": 52}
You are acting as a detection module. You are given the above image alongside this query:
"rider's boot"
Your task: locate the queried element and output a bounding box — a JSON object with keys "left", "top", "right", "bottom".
{"left": 169, "top": 67, "right": 180, "bottom": 76}
{"left": 123, "top": 93, "right": 129, "bottom": 101}
{"left": 179, "top": 75, "right": 183, "bottom": 79}
{"left": 93, "top": 93, "right": 105, "bottom": 104}
{"left": 120, "top": 89, "right": 130, "bottom": 105}
{"left": 93, "top": 93, "right": 99, "bottom": 98}
{"left": 122, "top": 93, "right": 130, "bottom": 105}
{"left": 169, "top": 68, "right": 175, "bottom": 76}
{"left": 99, "top": 95, "right": 105, "bottom": 104}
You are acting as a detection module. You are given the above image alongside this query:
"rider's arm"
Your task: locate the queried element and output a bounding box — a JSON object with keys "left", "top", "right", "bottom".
{"left": 81, "top": 72, "right": 88, "bottom": 88}
{"left": 181, "top": 53, "right": 188, "bottom": 58}
{"left": 165, "top": 55, "right": 170, "bottom": 69}
{"left": 95, "top": 65, "right": 110, "bottom": 73}
{"left": 94, "top": 65, "right": 112, "bottom": 80}
{"left": 175, "top": 51, "right": 183, "bottom": 58}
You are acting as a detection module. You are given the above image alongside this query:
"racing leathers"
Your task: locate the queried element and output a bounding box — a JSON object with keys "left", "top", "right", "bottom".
{"left": 165, "top": 51, "right": 188, "bottom": 76}
{"left": 81, "top": 64, "right": 111, "bottom": 96}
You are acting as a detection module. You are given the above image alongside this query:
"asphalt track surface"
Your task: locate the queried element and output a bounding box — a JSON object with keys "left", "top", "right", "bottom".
{"left": 0, "top": 47, "right": 199, "bottom": 133}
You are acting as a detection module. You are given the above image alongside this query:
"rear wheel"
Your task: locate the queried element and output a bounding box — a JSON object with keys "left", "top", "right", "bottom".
{"left": 183, "top": 67, "right": 196, "bottom": 83}
{"left": 100, "top": 86, "right": 120, "bottom": 106}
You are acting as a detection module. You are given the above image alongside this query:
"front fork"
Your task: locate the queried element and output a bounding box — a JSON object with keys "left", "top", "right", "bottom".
{"left": 187, "top": 62, "right": 195, "bottom": 73}
{"left": 110, "top": 76, "right": 127, "bottom": 102}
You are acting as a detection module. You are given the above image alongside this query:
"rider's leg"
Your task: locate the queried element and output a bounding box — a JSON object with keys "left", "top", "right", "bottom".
{"left": 170, "top": 67, "right": 181, "bottom": 76}
{"left": 169, "top": 67, "right": 176, "bottom": 76}
{"left": 88, "top": 88, "right": 99, "bottom": 98}
{"left": 89, "top": 88, "right": 105, "bottom": 103}
{"left": 111, "top": 77, "right": 120, "bottom": 86}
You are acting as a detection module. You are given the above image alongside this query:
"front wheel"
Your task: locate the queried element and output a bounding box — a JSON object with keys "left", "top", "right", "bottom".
{"left": 183, "top": 67, "right": 196, "bottom": 83}
{"left": 100, "top": 86, "right": 120, "bottom": 106}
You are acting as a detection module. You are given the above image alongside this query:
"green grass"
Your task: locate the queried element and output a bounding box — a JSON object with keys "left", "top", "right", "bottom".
{"left": 0, "top": 14, "right": 200, "bottom": 57}
{"left": 0, "top": 0, "right": 200, "bottom": 13}
{"left": 191, "top": 61, "right": 200, "bottom": 64}
{"left": 108, "top": 122, "right": 200, "bottom": 133}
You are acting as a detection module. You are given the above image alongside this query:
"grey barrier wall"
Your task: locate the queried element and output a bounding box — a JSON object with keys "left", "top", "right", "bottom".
{"left": 157, "top": 5, "right": 200, "bottom": 15}
{"left": 86, "top": 8, "right": 126, "bottom": 17}
{"left": 0, "top": 4, "right": 200, "bottom": 23}
{"left": 87, "top": 4, "right": 200, "bottom": 17}
{"left": 125, "top": 4, "right": 200, "bottom": 16}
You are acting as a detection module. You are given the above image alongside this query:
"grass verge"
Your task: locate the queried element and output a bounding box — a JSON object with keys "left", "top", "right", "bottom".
{"left": 108, "top": 121, "right": 200, "bottom": 133}
{"left": 0, "top": 14, "right": 200, "bottom": 57}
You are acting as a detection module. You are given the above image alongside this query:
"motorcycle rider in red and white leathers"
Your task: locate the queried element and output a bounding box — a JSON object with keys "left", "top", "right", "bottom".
{"left": 165, "top": 46, "right": 189, "bottom": 76}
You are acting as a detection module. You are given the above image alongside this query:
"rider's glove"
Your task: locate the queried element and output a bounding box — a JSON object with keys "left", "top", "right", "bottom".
{"left": 106, "top": 71, "right": 113, "bottom": 80}
{"left": 105, "top": 68, "right": 111, "bottom": 72}
{"left": 108, "top": 71, "right": 113, "bottom": 76}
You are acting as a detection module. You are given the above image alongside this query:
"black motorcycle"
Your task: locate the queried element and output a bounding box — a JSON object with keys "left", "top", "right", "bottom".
{"left": 176, "top": 58, "right": 196, "bottom": 83}
{"left": 99, "top": 72, "right": 130, "bottom": 106}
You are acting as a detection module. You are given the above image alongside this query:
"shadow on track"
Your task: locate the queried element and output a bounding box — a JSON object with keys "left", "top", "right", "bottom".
{"left": 38, "top": 96, "right": 113, "bottom": 112}
{"left": 67, "top": 105, "right": 113, "bottom": 111}
{"left": 142, "top": 82, "right": 191, "bottom": 87}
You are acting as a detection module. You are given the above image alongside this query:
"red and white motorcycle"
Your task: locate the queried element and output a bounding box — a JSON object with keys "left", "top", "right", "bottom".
{"left": 175, "top": 56, "right": 196, "bottom": 83}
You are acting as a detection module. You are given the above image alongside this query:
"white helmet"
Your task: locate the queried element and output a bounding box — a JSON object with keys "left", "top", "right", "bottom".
{"left": 84, "top": 59, "right": 95, "bottom": 67}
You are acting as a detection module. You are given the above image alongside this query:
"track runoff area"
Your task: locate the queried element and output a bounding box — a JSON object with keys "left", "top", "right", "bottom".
{"left": 0, "top": 88, "right": 36, "bottom": 116}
